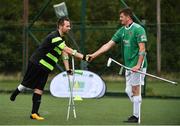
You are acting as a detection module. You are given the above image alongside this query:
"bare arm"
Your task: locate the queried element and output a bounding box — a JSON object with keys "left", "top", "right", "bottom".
{"left": 63, "top": 46, "right": 84, "bottom": 60}
{"left": 132, "top": 42, "right": 146, "bottom": 71}
{"left": 61, "top": 51, "right": 70, "bottom": 71}
{"left": 88, "top": 40, "right": 116, "bottom": 61}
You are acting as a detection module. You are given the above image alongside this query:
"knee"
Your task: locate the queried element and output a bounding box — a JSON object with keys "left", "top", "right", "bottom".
{"left": 34, "top": 89, "right": 43, "bottom": 95}
{"left": 132, "top": 85, "right": 140, "bottom": 95}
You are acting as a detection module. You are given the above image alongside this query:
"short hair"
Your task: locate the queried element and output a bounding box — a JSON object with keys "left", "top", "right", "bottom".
{"left": 57, "top": 16, "right": 70, "bottom": 28}
{"left": 119, "top": 8, "right": 133, "bottom": 19}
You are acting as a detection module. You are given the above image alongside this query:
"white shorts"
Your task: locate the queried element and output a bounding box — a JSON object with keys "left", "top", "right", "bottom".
{"left": 125, "top": 68, "right": 147, "bottom": 86}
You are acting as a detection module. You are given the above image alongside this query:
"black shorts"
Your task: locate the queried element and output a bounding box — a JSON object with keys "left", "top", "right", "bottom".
{"left": 21, "top": 61, "right": 49, "bottom": 90}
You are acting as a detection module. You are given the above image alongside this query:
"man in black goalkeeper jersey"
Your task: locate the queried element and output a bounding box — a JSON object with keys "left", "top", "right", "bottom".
{"left": 10, "top": 16, "right": 88, "bottom": 120}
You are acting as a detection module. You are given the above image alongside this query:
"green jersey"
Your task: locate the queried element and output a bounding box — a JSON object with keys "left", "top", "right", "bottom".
{"left": 111, "top": 22, "right": 147, "bottom": 68}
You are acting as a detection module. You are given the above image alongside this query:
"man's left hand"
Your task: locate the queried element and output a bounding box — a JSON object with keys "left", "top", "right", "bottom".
{"left": 66, "top": 69, "right": 73, "bottom": 75}
{"left": 131, "top": 65, "right": 141, "bottom": 72}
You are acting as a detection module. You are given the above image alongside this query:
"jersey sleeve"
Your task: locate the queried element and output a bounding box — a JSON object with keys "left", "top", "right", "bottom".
{"left": 111, "top": 28, "right": 123, "bottom": 44}
{"left": 136, "top": 27, "right": 147, "bottom": 43}
{"left": 58, "top": 41, "right": 66, "bottom": 50}
{"left": 51, "top": 37, "right": 66, "bottom": 50}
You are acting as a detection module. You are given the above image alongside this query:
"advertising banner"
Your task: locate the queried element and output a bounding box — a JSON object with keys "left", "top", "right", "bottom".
{"left": 50, "top": 70, "right": 106, "bottom": 98}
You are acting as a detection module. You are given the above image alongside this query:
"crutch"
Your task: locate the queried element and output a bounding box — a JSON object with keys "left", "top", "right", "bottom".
{"left": 107, "top": 58, "right": 177, "bottom": 85}
{"left": 138, "top": 55, "right": 146, "bottom": 124}
{"left": 67, "top": 56, "right": 76, "bottom": 120}
{"left": 107, "top": 57, "right": 177, "bottom": 124}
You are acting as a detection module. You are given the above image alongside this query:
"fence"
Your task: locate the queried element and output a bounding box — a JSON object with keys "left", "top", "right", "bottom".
{"left": 0, "top": 22, "right": 180, "bottom": 74}
{"left": 0, "top": 22, "right": 179, "bottom": 98}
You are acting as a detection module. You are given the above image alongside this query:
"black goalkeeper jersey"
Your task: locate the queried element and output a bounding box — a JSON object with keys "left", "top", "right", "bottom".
{"left": 30, "top": 30, "right": 66, "bottom": 73}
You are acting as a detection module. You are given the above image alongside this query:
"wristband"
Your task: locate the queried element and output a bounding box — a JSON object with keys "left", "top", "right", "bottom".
{"left": 62, "top": 55, "right": 69, "bottom": 60}
{"left": 72, "top": 50, "right": 77, "bottom": 56}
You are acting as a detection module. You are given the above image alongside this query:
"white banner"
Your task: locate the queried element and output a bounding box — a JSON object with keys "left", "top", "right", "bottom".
{"left": 50, "top": 70, "right": 106, "bottom": 98}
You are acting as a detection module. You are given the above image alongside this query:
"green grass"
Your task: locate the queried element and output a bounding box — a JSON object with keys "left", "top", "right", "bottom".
{"left": 146, "top": 81, "right": 180, "bottom": 97}
{"left": 0, "top": 80, "right": 51, "bottom": 91}
{"left": 0, "top": 77, "right": 180, "bottom": 125}
{"left": 1, "top": 79, "right": 180, "bottom": 97}
{"left": 0, "top": 94, "right": 180, "bottom": 125}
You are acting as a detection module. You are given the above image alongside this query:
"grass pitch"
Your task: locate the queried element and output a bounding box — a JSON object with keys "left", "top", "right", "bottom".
{"left": 0, "top": 94, "right": 180, "bottom": 125}
{"left": 0, "top": 77, "right": 180, "bottom": 125}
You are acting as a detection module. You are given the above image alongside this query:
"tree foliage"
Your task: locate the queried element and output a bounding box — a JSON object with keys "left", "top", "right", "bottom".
{"left": 0, "top": 0, "right": 179, "bottom": 73}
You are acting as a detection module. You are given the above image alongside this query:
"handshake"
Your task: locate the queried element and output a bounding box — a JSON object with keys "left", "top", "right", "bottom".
{"left": 83, "top": 54, "right": 94, "bottom": 62}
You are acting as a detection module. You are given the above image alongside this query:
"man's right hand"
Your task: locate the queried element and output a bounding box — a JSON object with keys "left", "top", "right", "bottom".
{"left": 86, "top": 54, "right": 95, "bottom": 62}
{"left": 82, "top": 54, "right": 92, "bottom": 62}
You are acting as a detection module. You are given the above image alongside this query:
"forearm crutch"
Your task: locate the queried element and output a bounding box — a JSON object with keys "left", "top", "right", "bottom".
{"left": 107, "top": 58, "right": 177, "bottom": 85}
{"left": 67, "top": 56, "right": 76, "bottom": 120}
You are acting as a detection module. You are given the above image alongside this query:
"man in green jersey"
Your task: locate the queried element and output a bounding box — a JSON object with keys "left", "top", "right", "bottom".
{"left": 10, "top": 16, "right": 88, "bottom": 120}
{"left": 88, "top": 8, "right": 147, "bottom": 123}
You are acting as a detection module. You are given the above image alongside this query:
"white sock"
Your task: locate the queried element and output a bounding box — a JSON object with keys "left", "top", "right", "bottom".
{"left": 133, "top": 95, "right": 142, "bottom": 118}
{"left": 17, "top": 84, "right": 26, "bottom": 92}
